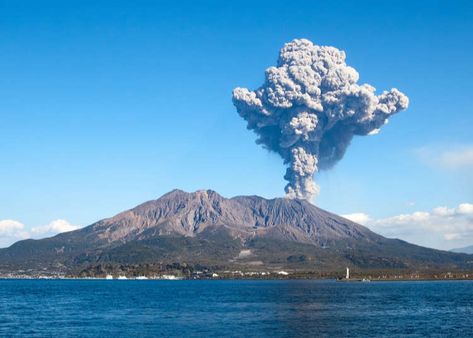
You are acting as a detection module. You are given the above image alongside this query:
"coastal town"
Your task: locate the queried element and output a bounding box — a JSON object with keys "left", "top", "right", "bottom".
{"left": 1, "top": 265, "right": 472, "bottom": 281}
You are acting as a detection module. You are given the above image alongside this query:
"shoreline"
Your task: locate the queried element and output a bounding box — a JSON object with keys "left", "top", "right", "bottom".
{"left": 1, "top": 276, "right": 473, "bottom": 282}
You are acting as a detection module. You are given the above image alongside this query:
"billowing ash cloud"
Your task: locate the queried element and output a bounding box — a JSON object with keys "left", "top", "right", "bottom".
{"left": 232, "top": 38, "right": 409, "bottom": 201}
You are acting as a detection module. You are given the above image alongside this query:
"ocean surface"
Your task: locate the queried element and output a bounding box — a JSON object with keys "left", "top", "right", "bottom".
{"left": 0, "top": 279, "right": 472, "bottom": 337}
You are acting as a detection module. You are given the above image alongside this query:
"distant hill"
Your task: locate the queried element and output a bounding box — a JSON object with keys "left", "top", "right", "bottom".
{"left": 451, "top": 245, "right": 473, "bottom": 254}
{"left": 1, "top": 189, "right": 472, "bottom": 275}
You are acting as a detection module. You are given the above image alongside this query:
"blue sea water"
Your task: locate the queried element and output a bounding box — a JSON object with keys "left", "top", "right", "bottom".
{"left": 0, "top": 279, "right": 472, "bottom": 337}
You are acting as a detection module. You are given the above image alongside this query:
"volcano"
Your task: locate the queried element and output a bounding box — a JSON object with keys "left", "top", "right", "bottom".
{"left": 1, "top": 189, "right": 471, "bottom": 275}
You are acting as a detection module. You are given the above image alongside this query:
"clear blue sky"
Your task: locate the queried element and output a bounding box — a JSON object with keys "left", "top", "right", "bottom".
{"left": 1, "top": 0, "right": 472, "bottom": 248}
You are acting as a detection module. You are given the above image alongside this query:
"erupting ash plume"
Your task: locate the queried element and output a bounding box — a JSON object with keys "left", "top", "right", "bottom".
{"left": 232, "top": 39, "right": 409, "bottom": 201}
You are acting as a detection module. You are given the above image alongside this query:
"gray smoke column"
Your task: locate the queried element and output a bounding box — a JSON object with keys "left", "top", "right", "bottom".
{"left": 232, "top": 38, "right": 409, "bottom": 201}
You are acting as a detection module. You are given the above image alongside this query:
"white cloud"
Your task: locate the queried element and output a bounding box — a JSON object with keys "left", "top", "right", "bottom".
{"left": 0, "top": 220, "right": 25, "bottom": 234}
{"left": 31, "top": 219, "right": 79, "bottom": 236}
{"left": 0, "top": 220, "right": 30, "bottom": 248}
{"left": 0, "top": 219, "right": 80, "bottom": 248}
{"left": 440, "top": 148, "right": 473, "bottom": 169}
{"left": 347, "top": 203, "right": 473, "bottom": 250}
{"left": 342, "top": 213, "right": 371, "bottom": 225}
{"left": 444, "top": 233, "right": 461, "bottom": 241}
{"left": 416, "top": 145, "right": 473, "bottom": 170}
{"left": 458, "top": 203, "right": 473, "bottom": 215}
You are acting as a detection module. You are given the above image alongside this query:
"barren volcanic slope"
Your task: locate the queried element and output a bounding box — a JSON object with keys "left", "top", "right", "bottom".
{"left": 1, "top": 189, "right": 472, "bottom": 274}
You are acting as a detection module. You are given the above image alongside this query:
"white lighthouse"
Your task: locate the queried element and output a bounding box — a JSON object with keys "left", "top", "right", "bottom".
{"left": 346, "top": 267, "right": 350, "bottom": 280}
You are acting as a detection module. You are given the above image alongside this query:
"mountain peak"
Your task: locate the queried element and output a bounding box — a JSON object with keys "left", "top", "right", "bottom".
{"left": 193, "top": 189, "right": 223, "bottom": 199}
{"left": 161, "top": 188, "right": 223, "bottom": 200}
{"left": 99, "top": 189, "right": 378, "bottom": 245}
